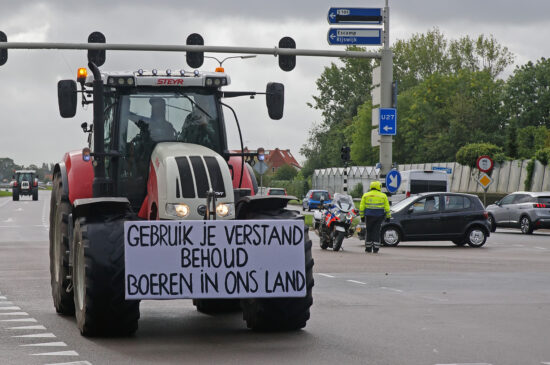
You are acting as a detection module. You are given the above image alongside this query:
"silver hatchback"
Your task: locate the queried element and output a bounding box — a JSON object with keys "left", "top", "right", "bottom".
{"left": 486, "top": 192, "right": 550, "bottom": 234}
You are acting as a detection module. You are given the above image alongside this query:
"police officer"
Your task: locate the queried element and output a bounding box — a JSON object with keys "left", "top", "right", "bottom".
{"left": 359, "top": 181, "right": 391, "bottom": 253}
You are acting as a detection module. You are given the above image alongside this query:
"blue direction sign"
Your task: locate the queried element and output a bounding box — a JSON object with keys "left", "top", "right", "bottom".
{"left": 379, "top": 108, "right": 396, "bottom": 135}
{"left": 327, "top": 28, "right": 382, "bottom": 46}
{"left": 327, "top": 7, "right": 383, "bottom": 24}
{"left": 385, "top": 170, "right": 401, "bottom": 194}
{"left": 432, "top": 166, "right": 453, "bottom": 174}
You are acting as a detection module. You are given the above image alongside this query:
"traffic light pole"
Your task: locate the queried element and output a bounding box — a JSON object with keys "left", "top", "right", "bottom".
{"left": 379, "top": 0, "right": 393, "bottom": 177}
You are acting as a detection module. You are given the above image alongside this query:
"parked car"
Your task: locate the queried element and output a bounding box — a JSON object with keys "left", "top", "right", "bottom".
{"left": 266, "top": 187, "right": 287, "bottom": 196}
{"left": 486, "top": 192, "right": 550, "bottom": 234}
{"left": 379, "top": 192, "right": 490, "bottom": 247}
{"left": 302, "top": 190, "right": 331, "bottom": 211}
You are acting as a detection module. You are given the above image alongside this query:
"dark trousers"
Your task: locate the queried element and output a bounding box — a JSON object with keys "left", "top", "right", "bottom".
{"left": 366, "top": 215, "right": 384, "bottom": 247}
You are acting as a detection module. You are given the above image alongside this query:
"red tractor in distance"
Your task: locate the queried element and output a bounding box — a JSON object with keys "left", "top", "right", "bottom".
{"left": 38, "top": 32, "right": 314, "bottom": 336}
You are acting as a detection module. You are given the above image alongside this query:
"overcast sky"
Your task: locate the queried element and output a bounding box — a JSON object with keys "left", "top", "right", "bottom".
{"left": 1, "top": 0, "right": 549, "bottom": 166}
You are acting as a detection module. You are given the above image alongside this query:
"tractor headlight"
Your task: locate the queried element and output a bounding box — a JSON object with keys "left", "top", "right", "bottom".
{"left": 166, "top": 203, "right": 190, "bottom": 218}
{"left": 216, "top": 203, "right": 231, "bottom": 217}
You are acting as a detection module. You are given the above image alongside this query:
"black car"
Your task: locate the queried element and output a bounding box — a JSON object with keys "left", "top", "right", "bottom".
{"left": 380, "top": 192, "right": 491, "bottom": 247}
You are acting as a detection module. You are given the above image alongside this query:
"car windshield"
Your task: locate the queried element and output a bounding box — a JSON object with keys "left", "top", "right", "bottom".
{"left": 312, "top": 191, "right": 329, "bottom": 201}
{"left": 119, "top": 90, "right": 222, "bottom": 154}
{"left": 333, "top": 193, "right": 354, "bottom": 212}
{"left": 269, "top": 189, "right": 285, "bottom": 195}
{"left": 391, "top": 195, "right": 417, "bottom": 212}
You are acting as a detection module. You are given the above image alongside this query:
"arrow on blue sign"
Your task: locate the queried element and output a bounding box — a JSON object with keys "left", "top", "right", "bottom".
{"left": 327, "top": 28, "right": 382, "bottom": 46}
{"left": 327, "top": 7, "right": 383, "bottom": 25}
{"left": 385, "top": 170, "right": 401, "bottom": 194}
{"left": 379, "top": 108, "right": 397, "bottom": 135}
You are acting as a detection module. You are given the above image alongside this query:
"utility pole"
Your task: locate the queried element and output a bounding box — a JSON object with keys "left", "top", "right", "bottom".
{"left": 379, "top": 0, "right": 393, "bottom": 177}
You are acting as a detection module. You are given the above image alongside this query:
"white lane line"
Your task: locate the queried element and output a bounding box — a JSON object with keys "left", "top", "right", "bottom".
{"left": 434, "top": 363, "right": 492, "bottom": 365}
{"left": 42, "top": 194, "right": 50, "bottom": 228}
{"left": 1, "top": 318, "right": 38, "bottom": 322}
{"left": 541, "top": 362, "right": 550, "bottom": 364}
{"left": 8, "top": 325, "right": 47, "bottom": 330}
{"left": 45, "top": 361, "right": 92, "bottom": 365}
{"left": 0, "top": 306, "right": 21, "bottom": 311}
{"left": 0, "top": 312, "right": 28, "bottom": 316}
{"left": 420, "top": 295, "right": 449, "bottom": 302}
{"left": 512, "top": 244, "right": 525, "bottom": 247}
{"left": 380, "top": 286, "right": 404, "bottom": 293}
{"left": 534, "top": 247, "right": 547, "bottom": 250}
{"left": 0, "top": 225, "right": 50, "bottom": 228}
{"left": 32, "top": 350, "right": 79, "bottom": 356}
{"left": 347, "top": 280, "right": 366, "bottom": 285}
{"left": 317, "top": 273, "right": 335, "bottom": 278}
{"left": 13, "top": 333, "right": 56, "bottom": 338}
{"left": 0, "top": 296, "right": 6, "bottom": 300}
{"left": 0, "top": 301, "right": 14, "bottom": 305}
{"left": 21, "top": 342, "right": 67, "bottom": 347}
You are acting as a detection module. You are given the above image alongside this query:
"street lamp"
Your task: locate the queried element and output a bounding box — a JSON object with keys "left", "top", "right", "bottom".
{"left": 204, "top": 55, "right": 256, "bottom": 72}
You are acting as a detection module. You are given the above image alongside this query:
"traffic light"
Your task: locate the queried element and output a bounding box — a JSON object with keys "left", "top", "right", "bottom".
{"left": 341, "top": 146, "right": 350, "bottom": 162}
{"left": 278, "top": 37, "right": 296, "bottom": 72}
{"left": 0, "top": 31, "right": 7, "bottom": 66}
{"left": 186, "top": 33, "right": 204, "bottom": 69}
{"left": 87, "top": 31, "right": 106, "bottom": 67}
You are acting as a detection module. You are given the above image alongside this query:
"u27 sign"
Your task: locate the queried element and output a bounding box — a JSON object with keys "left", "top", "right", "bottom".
{"left": 124, "top": 220, "right": 306, "bottom": 300}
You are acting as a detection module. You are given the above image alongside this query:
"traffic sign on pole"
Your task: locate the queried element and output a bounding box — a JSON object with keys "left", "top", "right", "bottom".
{"left": 327, "top": 28, "right": 382, "bottom": 46}
{"left": 253, "top": 161, "right": 268, "bottom": 175}
{"left": 385, "top": 170, "right": 401, "bottom": 194}
{"left": 476, "top": 155, "right": 494, "bottom": 172}
{"left": 378, "top": 108, "right": 396, "bottom": 135}
{"left": 477, "top": 173, "right": 493, "bottom": 189}
{"left": 327, "top": 7, "right": 383, "bottom": 25}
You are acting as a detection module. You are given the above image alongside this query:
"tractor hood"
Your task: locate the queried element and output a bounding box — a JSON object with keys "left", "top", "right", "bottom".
{"left": 151, "top": 142, "right": 235, "bottom": 220}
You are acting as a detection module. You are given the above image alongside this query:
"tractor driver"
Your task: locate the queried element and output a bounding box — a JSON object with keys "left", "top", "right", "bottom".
{"left": 147, "top": 97, "right": 177, "bottom": 141}
{"left": 179, "top": 104, "right": 216, "bottom": 150}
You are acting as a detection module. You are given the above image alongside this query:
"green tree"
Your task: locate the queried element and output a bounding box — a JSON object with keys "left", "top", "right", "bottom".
{"left": 503, "top": 58, "right": 550, "bottom": 129}
{"left": 517, "top": 126, "right": 549, "bottom": 158}
{"left": 273, "top": 164, "right": 298, "bottom": 181}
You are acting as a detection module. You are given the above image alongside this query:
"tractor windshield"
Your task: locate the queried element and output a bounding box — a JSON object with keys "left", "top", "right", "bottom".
{"left": 119, "top": 89, "right": 222, "bottom": 154}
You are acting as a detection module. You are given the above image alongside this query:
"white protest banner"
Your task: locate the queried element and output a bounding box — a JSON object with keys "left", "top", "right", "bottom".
{"left": 124, "top": 220, "right": 306, "bottom": 300}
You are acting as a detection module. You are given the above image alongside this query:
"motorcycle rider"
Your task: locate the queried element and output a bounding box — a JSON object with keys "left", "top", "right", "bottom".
{"left": 359, "top": 181, "right": 391, "bottom": 253}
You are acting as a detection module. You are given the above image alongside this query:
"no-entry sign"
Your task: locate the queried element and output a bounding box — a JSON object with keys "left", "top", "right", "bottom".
{"left": 476, "top": 155, "right": 493, "bottom": 172}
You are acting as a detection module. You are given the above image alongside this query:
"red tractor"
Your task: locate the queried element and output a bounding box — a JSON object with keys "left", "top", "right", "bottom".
{"left": 46, "top": 32, "right": 313, "bottom": 336}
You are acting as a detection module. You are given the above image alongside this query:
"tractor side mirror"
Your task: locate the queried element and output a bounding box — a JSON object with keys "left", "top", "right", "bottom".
{"left": 58, "top": 80, "right": 77, "bottom": 118}
{"left": 266, "top": 82, "right": 284, "bottom": 120}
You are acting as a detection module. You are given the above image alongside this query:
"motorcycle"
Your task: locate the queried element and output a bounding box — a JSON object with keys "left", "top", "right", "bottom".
{"left": 318, "top": 193, "right": 357, "bottom": 252}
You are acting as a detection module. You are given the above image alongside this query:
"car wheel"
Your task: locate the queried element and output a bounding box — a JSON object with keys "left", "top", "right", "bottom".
{"left": 487, "top": 214, "right": 496, "bottom": 233}
{"left": 520, "top": 216, "right": 533, "bottom": 234}
{"left": 381, "top": 226, "right": 401, "bottom": 247}
{"left": 466, "top": 227, "right": 487, "bottom": 247}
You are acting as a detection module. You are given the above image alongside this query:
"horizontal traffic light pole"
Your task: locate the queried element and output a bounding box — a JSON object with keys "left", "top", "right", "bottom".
{"left": 0, "top": 42, "right": 381, "bottom": 59}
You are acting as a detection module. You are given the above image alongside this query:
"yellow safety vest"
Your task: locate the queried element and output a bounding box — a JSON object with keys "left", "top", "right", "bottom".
{"left": 360, "top": 189, "right": 391, "bottom": 218}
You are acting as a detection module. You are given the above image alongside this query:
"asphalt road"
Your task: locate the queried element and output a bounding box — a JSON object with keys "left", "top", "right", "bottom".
{"left": 1, "top": 191, "right": 550, "bottom": 365}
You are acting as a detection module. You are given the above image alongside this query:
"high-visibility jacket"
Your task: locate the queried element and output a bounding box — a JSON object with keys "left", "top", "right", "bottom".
{"left": 360, "top": 189, "right": 391, "bottom": 218}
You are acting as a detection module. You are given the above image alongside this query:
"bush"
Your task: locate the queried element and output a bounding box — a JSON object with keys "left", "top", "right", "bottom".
{"left": 349, "top": 183, "right": 364, "bottom": 199}
{"left": 534, "top": 147, "right": 550, "bottom": 165}
{"left": 455, "top": 143, "right": 505, "bottom": 168}
{"left": 524, "top": 159, "right": 535, "bottom": 191}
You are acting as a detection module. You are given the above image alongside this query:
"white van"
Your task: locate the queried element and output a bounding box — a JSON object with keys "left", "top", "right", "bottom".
{"left": 390, "top": 170, "right": 449, "bottom": 203}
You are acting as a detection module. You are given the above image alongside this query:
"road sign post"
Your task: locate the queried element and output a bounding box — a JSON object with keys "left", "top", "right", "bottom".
{"left": 477, "top": 173, "right": 493, "bottom": 207}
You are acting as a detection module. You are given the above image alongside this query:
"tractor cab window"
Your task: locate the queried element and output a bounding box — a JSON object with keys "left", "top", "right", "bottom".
{"left": 17, "top": 173, "right": 33, "bottom": 183}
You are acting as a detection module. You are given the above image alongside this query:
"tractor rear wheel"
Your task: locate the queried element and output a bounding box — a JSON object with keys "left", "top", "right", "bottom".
{"left": 49, "top": 173, "right": 74, "bottom": 315}
{"left": 73, "top": 216, "right": 140, "bottom": 336}
{"left": 240, "top": 209, "right": 314, "bottom": 331}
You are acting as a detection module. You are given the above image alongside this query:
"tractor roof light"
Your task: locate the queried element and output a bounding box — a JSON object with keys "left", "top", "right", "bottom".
{"left": 77, "top": 67, "right": 87, "bottom": 84}
{"left": 215, "top": 67, "right": 224, "bottom": 73}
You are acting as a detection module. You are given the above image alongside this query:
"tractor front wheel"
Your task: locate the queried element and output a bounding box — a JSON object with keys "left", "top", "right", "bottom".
{"left": 240, "top": 208, "right": 314, "bottom": 331}
{"left": 73, "top": 216, "right": 140, "bottom": 336}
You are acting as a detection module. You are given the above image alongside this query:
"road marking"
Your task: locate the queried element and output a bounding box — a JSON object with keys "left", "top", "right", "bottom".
{"left": 0, "top": 225, "right": 51, "bottom": 228}
{"left": 13, "top": 333, "right": 56, "bottom": 338}
{"left": 541, "top": 362, "right": 550, "bottom": 364}
{"left": 0, "top": 301, "right": 14, "bottom": 305}
{"left": 32, "top": 350, "right": 79, "bottom": 356}
{"left": 318, "top": 273, "right": 335, "bottom": 278}
{"left": 434, "top": 363, "right": 492, "bottom": 365}
{"left": 0, "top": 306, "right": 21, "bottom": 311}
{"left": 534, "top": 247, "right": 547, "bottom": 250}
{"left": 44, "top": 361, "right": 92, "bottom": 365}
{"left": 347, "top": 280, "right": 366, "bottom": 285}
{"left": 0, "top": 312, "right": 28, "bottom": 316}
{"left": 1, "top": 318, "right": 38, "bottom": 322}
{"left": 420, "top": 295, "right": 449, "bottom": 302}
{"left": 512, "top": 244, "right": 525, "bottom": 247}
{"left": 380, "top": 286, "right": 403, "bottom": 293}
{"left": 7, "top": 325, "right": 47, "bottom": 330}
{"left": 21, "top": 342, "right": 67, "bottom": 347}
{"left": 0, "top": 296, "right": 6, "bottom": 300}
{"left": 0, "top": 198, "right": 10, "bottom": 208}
